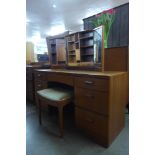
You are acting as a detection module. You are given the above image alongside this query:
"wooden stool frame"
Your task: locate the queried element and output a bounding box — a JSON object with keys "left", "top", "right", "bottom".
{"left": 37, "top": 94, "right": 72, "bottom": 137}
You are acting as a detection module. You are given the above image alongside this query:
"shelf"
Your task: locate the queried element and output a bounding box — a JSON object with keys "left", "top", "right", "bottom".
{"left": 81, "top": 53, "right": 94, "bottom": 56}
{"left": 68, "top": 54, "right": 76, "bottom": 56}
{"left": 80, "top": 45, "right": 93, "bottom": 48}
{"left": 79, "top": 36, "right": 93, "bottom": 40}
{"left": 67, "top": 41, "right": 75, "bottom": 43}
{"left": 58, "top": 61, "right": 66, "bottom": 64}
{"left": 68, "top": 49, "right": 75, "bottom": 52}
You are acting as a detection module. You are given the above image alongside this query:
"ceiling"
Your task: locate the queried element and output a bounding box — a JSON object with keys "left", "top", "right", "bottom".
{"left": 26, "top": 0, "right": 129, "bottom": 43}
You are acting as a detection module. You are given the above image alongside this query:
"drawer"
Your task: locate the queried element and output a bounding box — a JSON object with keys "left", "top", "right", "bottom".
{"left": 35, "top": 81, "right": 47, "bottom": 91}
{"left": 75, "top": 77, "right": 109, "bottom": 91}
{"left": 26, "top": 70, "right": 33, "bottom": 80}
{"left": 27, "top": 80, "right": 34, "bottom": 91}
{"left": 26, "top": 67, "right": 32, "bottom": 73}
{"left": 35, "top": 83, "right": 42, "bottom": 91}
{"left": 26, "top": 74, "right": 33, "bottom": 80}
{"left": 28, "top": 91, "right": 34, "bottom": 101}
{"left": 75, "top": 87, "right": 109, "bottom": 115}
{"left": 34, "top": 72, "right": 45, "bottom": 80}
{"left": 47, "top": 74, "right": 74, "bottom": 86}
{"left": 75, "top": 107, "right": 108, "bottom": 139}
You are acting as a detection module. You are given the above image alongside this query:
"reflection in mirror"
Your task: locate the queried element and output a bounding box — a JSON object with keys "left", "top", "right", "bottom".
{"left": 93, "top": 26, "right": 103, "bottom": 64}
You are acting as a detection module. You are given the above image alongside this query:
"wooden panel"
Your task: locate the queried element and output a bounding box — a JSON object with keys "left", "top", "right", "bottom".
{"left": 104, "top": 47, "right": 128, "bottom": 71}
{"left": 108, "top": 74, "right": 127, "bottom": 143}
{"left": 56, "top": 39, "right": 65, "bottom": 44}
{"left": 75, "top": 77, "right": 109, "bottom": 91}
{"left": 47, "top": 73, "right": 74, "bottom": 86}
{"left": 27, "top": 80, "right": 33, "bottom": 91}
{"left": 75, "top": 49, "right": 80, "bottom": 61}
{"left": 56, "top": 43, "right": 66, "bottom": 62}
{"left": 26, "top": 68, "right": 33, "bottom": 80}
{"left": 75, "top": 87, "right": 109, "bottom": 115}
{"left": 34, "top": 72, "right": 46, "bottom": 80}
{"left": 46, "top": 32, "right": 69, "bottom": 68}
{"left": 35, "top": 79, "right": 47, "bottom": 90}
{"left": 75, "top": 107, "right": 109, "bottom": 145}
{"left": 35, "top": 81, "right": 43, "bottom": 91}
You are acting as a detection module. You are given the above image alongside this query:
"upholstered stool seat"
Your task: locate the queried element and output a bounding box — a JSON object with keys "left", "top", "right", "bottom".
{"left": 37, "top": 88, "right": 73, "bottom": 102}
{"left": 37, "top": 87, "right": 73, "bottom": 137}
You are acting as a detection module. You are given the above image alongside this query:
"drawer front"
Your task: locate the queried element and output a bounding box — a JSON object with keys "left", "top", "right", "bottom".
{"left": 34, "top": 72, "right": 45, "bottom": 80}
{"left": 26, "top": 74, "right": 33, "bottom": 80}
{"left": 35, "top": 81, "right": 47, "bottom": 91}
{"left": 26, "top": 69, "right": 33, "bottom": 80}
{"left": 26, "top": 67, "right": 32, "bottom": 73}
{"left": 75, "top": 88, "right": 109, "bottom": 115}
{"left": 47, "top": 74, "right": 74, "bottom": 86}
{"left": 28, "top": 91, "right": 34, "bottom": 101}
{"left": 35, "top": 83, "right": 42, "bottom": 91}
{"left": 27, "top": 80, "right": 33, "bottom": 91}
{"left": 75, "top": 77, "right": 109, "bottom": 91}
{"left": 75, "top": 107, "right": 108, "bottom": 139}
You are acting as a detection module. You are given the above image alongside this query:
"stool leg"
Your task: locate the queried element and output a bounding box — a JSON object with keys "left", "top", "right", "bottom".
{"left": 58, "top": 106, "right": 64, "bottom": 137}
{"left": 38, "top": 99, "right": 42, "bottom": 125}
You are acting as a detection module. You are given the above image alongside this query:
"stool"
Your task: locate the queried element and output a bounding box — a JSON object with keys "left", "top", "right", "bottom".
{"left": 37, "top": 87, "right": 73, "bottom": 137}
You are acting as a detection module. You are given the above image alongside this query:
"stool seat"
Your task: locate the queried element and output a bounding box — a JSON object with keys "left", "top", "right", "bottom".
{"left": 37, "top": 88, "right": 73, "bottom": 102}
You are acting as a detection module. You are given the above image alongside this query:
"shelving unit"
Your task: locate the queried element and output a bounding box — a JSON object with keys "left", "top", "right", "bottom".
{"left": 66, "top": 30, "right": 95, "bottom": 66}
{"left": 46, "top": 34, "right": 68, "bottom": 67}
{"left": 79, "top": 30, "right": 94, "bottom": 64}
{"left": 66, "top": 33, "right": 80, "bottom": 65}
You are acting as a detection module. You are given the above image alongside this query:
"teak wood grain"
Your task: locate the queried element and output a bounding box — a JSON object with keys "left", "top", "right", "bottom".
{"left": 34, "top": 69, "right": 128, "bottom": 147}
{"left": 75, "top": 87, "right": 109, "bottom": 115}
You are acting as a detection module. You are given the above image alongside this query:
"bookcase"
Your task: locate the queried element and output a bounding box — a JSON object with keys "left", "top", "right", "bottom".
{"left": 65, "top": 26, "right": 104, "bottom": 69}
{"left": 65, "top": 33, "right": 80, "bottom": 66}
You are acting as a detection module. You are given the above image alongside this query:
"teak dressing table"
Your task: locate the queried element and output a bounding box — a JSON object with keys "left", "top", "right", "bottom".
{"left": 34, "top": 26, "right": 128, "bottom": 147}
{"left": 34, "top": 69, "right": 128, "bottom": 147}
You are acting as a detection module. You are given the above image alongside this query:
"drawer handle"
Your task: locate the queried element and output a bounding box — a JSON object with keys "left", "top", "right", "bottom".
{"left": 37, "top": 74, "right": 41, "bottom": 77}
{"left": 84, "top": 80, "right": 94, "bottom": 85}
{"left": 85, "top": 94, "right": 94, "bottom": 99}
{"left": 85, "top": 118, "right": 94, "bottom": 123}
